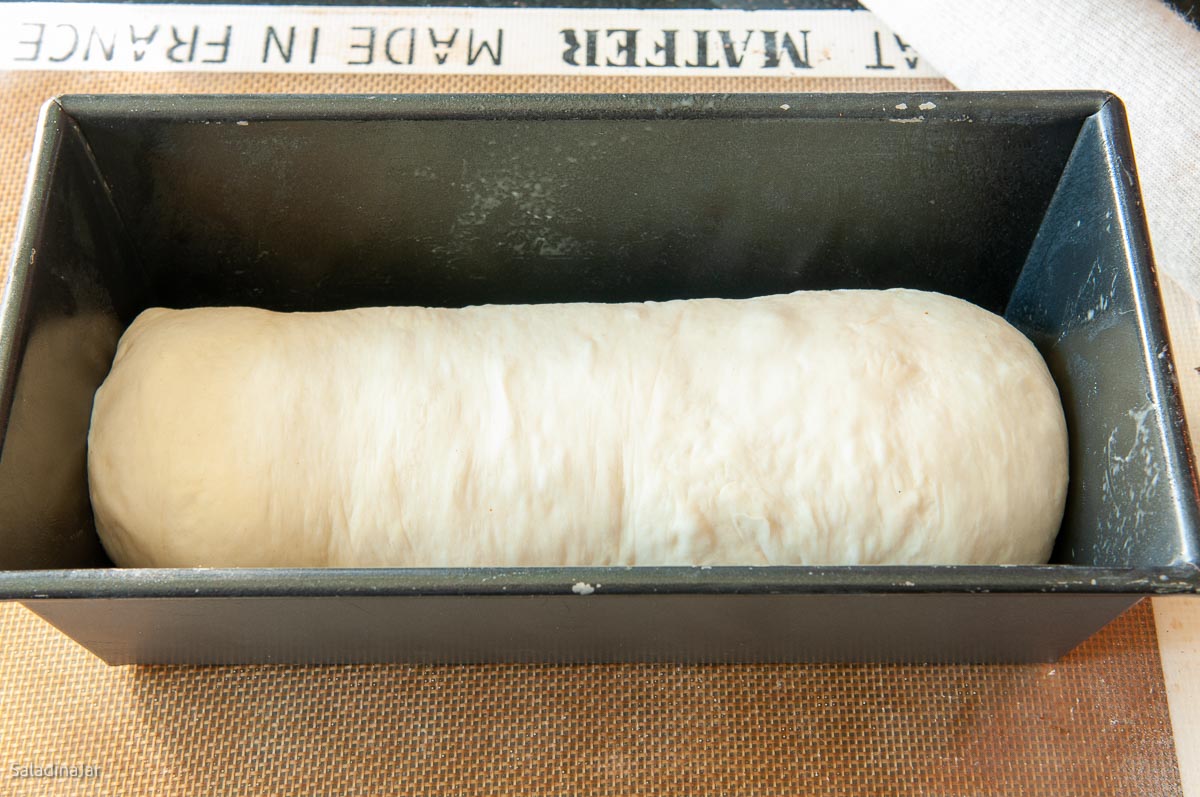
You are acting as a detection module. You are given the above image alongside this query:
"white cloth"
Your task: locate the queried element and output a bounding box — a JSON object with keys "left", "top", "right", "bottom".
{"left": 864, "top": 0, "right": 1200, "bottom": 299}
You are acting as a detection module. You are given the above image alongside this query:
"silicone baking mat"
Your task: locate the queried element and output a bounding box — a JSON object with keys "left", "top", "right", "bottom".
{"left": 0, "top": 600, "right": 1181, "bottom": 795}
{"left": 0, "top": 69, "right": 1187, "bottom": 796}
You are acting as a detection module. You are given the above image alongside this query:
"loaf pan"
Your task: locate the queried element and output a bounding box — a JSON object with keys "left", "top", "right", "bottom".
{"left": 0, "top": 93, "right": 1197, "bottom": 664}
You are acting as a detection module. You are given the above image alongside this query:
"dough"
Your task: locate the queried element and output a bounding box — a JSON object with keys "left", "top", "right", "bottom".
{"left": 87, "top": 289, "right": 1069, "bottom": 568}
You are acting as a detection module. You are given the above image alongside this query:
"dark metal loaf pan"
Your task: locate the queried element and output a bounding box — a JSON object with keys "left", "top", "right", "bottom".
{"left": 0, "top": 93, "right": 1197, "bottom": 665}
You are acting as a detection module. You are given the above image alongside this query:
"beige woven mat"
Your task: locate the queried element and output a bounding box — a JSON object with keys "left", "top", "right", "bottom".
{"left": 0, "top": 70, "right": 1191, "bottom": 796}
{"left": 0, "top": 601, "right": 1182, "bottom": 796}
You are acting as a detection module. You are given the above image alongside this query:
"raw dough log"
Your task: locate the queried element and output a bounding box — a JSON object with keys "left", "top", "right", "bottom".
{"left": 87, "top": 289, "right": 1069, "bottom": 568}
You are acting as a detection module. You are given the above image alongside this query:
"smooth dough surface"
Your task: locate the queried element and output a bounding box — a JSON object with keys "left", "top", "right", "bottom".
{"left": 87, "top": 289, "right": 1069, "bottom": 568}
